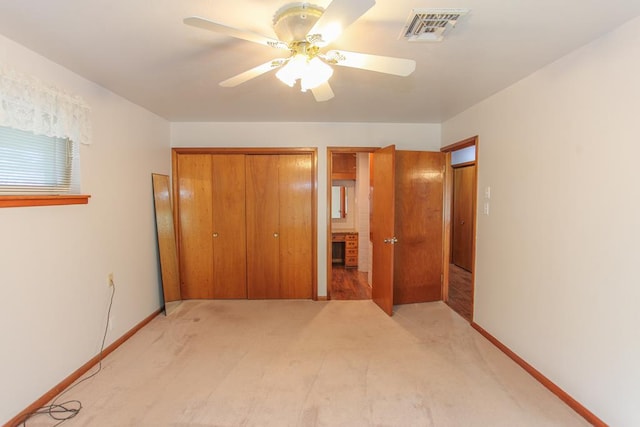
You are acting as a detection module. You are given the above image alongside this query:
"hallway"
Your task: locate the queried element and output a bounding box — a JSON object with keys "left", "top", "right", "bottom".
{"left": 447, "top": 263, "right": 473, "bottom": 321}
{"left": 330, "top": 266, "right": 371, "bottom": 300}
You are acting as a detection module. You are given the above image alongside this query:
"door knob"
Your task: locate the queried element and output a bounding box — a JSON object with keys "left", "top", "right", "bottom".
{"left": 213, "top": 232, "right": 219, "bottom": 238}
{"left": 273, "top": 232, "right": 279, "bottom": 238}
{"left": 383, "top": 237, "right": 398, "bottom": 244}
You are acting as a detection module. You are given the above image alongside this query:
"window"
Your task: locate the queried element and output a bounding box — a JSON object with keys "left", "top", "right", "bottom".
{"left": 0, "top": 126, "right": 78, "bottom": 195}
{"left": 0, "top": 65, "right": 91, "bottom": 207}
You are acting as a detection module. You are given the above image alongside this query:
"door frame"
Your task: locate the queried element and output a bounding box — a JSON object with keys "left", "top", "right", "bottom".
{"left": 326, "top": 146, "right": 378, "bottom": 300}
{"left": 172, "top": 147, "right": 318, "bottom": 299}
{"left": 440, "top": 136, "right": 478, "bottom": 321}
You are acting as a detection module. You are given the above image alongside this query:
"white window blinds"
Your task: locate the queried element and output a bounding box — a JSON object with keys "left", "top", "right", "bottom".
{"left": 0, "top": 126, "right": 77, "bottom": 194}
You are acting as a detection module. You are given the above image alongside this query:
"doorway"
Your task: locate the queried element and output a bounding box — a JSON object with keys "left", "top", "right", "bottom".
{"left": 327, "top": 147, "right": 377, "bottom": 300}
{"left": 441, "top": 137, "right": 478, "bottom": 321}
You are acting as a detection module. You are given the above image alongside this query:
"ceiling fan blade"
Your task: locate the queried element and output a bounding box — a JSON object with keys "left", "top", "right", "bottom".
{"left": 327, "top": 50, "right": 416, "bottom": 76}
{"left": 220, "top": 59, "right": 286, "bottom": 87}
{"left": 184, "top": 17, "right": 287, "bottom": 49}
{"left": 311, "top": 81, "right": 335, "bottom": 102}
{"left": 308, "top": 0, "right": 375, "bottom": 46}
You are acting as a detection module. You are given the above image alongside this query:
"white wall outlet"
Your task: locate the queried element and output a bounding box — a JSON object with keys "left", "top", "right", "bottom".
{"left": 107, "top": 273, "right": 114, "bottom": 287}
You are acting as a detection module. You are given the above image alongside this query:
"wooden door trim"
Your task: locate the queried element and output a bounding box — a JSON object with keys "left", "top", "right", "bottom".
{"left": 441, "top": 136, "right": 477, "bottom": 152}
{"left": 451, "top": 160, "right": 476, "bottom": 169}
{"left": 173, "top": 147, "right": 317, "bottom": 155}
{"left": 326, "top": 147, "right": 378, "bottom": 300}
{"left": 440, "top": 136, "right": 478, "bottom": 321}
{"left": 172, "top": 147, "right": 318, "bottom": 300}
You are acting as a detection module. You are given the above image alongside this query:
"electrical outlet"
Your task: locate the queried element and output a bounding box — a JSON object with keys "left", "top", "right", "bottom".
{"left": 107, "top": 273, "right": 114, "bottom": 287}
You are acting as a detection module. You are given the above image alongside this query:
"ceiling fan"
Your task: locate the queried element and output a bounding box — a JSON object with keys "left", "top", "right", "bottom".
{"left": 184, "top": 0, "right": 416, "bottom": 102}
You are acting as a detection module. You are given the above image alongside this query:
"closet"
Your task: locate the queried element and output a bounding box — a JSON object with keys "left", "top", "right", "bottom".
{"left": 174, "top": 149, "right": 315, "bottom": 300}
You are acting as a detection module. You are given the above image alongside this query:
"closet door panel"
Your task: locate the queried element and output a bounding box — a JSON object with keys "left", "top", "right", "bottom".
{"left": 246, "top": 155, "right": 280, "bottom": 298}
{"left": 211, "top": 154, "right": 247, "bottom": 298}
{"left": 177, "top": 154, "right": 214, "bottom": 299}
{"left": 279, "top": 154, "right": 313, "bottom": 298}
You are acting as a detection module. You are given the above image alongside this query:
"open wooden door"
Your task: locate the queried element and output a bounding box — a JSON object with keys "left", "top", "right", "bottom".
{"left": 371, "top": 145, "right": 396, "bottom": 316}
{"left": 393, "top": 151, "right": 445, "bottom": 304}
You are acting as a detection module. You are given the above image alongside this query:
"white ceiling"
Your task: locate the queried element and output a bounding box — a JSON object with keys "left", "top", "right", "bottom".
{"left": 0, "top": 0, "right": 639, "bottom": 123}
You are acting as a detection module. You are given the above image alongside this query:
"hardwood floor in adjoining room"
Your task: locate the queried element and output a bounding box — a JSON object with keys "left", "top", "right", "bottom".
{"left": 23, "top": 300, "right": 589, "bottom": 427}
{"left": 330, "top": 266, "right": 371, "bottom": 300}
{"left": 447, "top": 263, "right": 473, "bottom": 321}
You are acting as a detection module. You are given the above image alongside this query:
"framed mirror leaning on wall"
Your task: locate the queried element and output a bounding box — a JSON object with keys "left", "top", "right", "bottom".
{"left": 152, "top": 173, "right": 182, "bottom": 315}
{"left": 331, "top": 185, "right": 346, "bottom": 219}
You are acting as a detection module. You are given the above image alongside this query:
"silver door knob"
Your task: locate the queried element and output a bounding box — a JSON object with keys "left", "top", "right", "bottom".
{"left": 383, "top": 237, "right": 398, "bottom": 244}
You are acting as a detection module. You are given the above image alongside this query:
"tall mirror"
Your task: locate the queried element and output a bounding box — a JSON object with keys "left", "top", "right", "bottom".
{"left": 152, "top": 174, "right": 182, "bottom": 315}
{"left": 331, "top": 185, "right": 346, "bottom": 219}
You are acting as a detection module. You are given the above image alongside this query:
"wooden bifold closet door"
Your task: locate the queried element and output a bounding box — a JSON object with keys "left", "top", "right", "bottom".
{"left": 176, "top": 152, "right": 312, "bottom": 300}
{"left": 246, "top": 154, "right": 312, "bottom": 299}
{"left": 177, "top": 154, "right": 247, "bottom": 299}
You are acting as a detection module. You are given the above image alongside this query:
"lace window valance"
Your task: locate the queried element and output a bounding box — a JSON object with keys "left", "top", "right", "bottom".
{"left": 0, "top": 65, "right": 91, "bottom": 145}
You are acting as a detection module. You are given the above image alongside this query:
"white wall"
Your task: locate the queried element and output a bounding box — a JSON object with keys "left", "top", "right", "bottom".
{"left": 171, "top": 122, "right": 441, "bottom": 296}
{"left": 0, "top": 36, "right": 170, "bottom": 424}
{"left": 442, "top": 16, "right": 640, "bottom": 427}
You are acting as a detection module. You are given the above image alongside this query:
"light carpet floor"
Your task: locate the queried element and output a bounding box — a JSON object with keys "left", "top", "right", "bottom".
{"left": 28, "top": 300, "right": 588, "bottom": 426}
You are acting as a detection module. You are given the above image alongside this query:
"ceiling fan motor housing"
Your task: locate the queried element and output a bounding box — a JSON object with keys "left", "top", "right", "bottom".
{"left": 273, "top": 3, "right": 324, "bottom": 42}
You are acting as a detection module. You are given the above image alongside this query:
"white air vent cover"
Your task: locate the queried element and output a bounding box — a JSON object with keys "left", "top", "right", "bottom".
{"left": 401, "top": 8, "right": 469, "bottom": 42}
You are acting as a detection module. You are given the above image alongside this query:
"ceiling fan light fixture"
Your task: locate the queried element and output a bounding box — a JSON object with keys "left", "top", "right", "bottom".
{"left": 301, "top": 57, "right": 333, "bottom": 92}
{"left": 276, "top": 54, "right": 333, "bottom": 92}
{"left": 185, "top": 0, "right": 413, "bottom": 101}
{"left": 276, "top": 54, "right": 307, "bottom": 87}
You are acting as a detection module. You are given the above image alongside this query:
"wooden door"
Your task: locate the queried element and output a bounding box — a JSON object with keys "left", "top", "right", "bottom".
{"left": 246, "top": 154, "right": 313, "bottom": 299}
{"left": 393, "top": 151, "right": 445, "bottom": 304}
{"left": 452, "top": 165, "right": 475, "bottom": 272}
{"left": 211, "top": 154, "right": 247, "bottom": 298}
{"left": 371, "top": 145, "right": 396, "bottom": 316}
{"left": 246, "top": 155, "right": 280, "bottom": 298}
{"left": 177, "top": 154, "right": 214, "bottom": 299}
{"left": 278, "top": 154, "right": 313, "bottom": 298}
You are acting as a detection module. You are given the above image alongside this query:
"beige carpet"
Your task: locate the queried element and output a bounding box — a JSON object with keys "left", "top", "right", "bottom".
{"left": 29, "top": 300, "right": 588, "bottom": 426}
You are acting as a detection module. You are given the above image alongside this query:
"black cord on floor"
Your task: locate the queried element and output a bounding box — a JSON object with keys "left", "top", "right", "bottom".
{"left": 19, "top": 282, "right": 116, "bottom": 426}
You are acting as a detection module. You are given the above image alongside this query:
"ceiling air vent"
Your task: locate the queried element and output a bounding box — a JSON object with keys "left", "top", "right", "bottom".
{"left": 401, "top": 8, "right": 469, "bottom": 42}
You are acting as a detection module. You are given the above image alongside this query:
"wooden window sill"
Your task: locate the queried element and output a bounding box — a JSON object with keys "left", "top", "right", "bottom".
{"left": 0, "top": 195, "right": 91, "bottom": 208}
